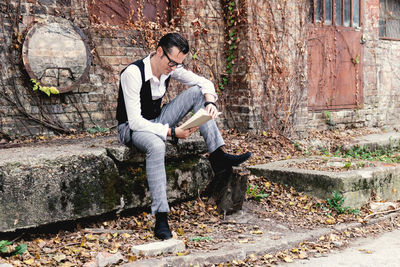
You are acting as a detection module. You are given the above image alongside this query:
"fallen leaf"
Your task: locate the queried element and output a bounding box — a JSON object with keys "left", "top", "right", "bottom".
{"left": 359, "top": 248, "right": 373, "bottom": 254}
{"left": 283, "top": 256, "right": 293, "bottom": 263}
{"left": 133, "top": 217, "right": 141, "bottom": 227}
{"left": 53, "top": 253, "right": 66, "bottom": 262}
{"left": 248, "top": 253, "right": 256, "bottom": 259}
{"left": 23, "top": 258, "right": 35, "bottom": 265}
{"left": 60, "top": 262, "right": 73, "bottom": 267}
{"left": 109, "top": 248, "right": 119, "bottom": 254}
{"left": 86, "top": 234, "right": 97, "bottom": 241}
{"left": 276, "top": 212, "right": 285, "bottom": 217}
{"left": 128, "top": 255, "right": 137, "bottom": 262}
{"left": 176, "top": 251, "right": 189, "bottom": 256}
{"left": 298, "top": 251, "right": 308, "bottom": 259}
{"left": 121, "top": 233, "right": 131, "bottom": 238}
{"left": 326, "top": 218, "right": 336, "bottom": 224}
{"left": 329, "top": 233, "right": 339, "bottom": 241}
{"left": 176, "top": 227, "right": 185, "bottom": 236}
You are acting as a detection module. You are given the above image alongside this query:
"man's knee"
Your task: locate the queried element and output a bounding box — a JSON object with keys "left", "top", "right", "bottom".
{"left": 188, "top": 85, "right": 203, "bottom": 98}
{"left": 147, "top": 140, "right": 166, "bottom": 157}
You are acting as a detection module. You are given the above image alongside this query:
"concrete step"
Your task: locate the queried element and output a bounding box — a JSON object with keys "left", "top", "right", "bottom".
{"left": 248, "top": 157, "right": 400, "bottom": 208}
{"left": 249, "top": 132, "right": 400, "bottom": 208}
{"left": 344, "top": 131, "right": 400, "bottom": 151}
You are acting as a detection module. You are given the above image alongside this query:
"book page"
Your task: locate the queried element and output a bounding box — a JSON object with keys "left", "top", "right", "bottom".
{"left": 178, "top": 109, "right": 214, "bottom": 130}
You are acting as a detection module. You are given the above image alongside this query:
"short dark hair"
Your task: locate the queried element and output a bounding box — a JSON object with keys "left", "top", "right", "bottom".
{"left": 158, "top": 33, "right": 189, "bottom": 54}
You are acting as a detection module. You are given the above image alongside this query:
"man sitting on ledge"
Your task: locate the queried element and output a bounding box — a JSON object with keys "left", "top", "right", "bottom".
{"left": 116, "top": 32, "right": 251, "bottom": 240}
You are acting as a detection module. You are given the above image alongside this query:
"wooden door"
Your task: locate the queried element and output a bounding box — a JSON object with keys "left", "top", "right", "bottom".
{"left": 307, "top": 0, "right": 363, "bottom": 111}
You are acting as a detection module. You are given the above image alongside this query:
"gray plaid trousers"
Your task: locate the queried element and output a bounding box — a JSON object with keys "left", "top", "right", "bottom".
{"left": 118, "top": 86, "right": 225, "bottom": 214}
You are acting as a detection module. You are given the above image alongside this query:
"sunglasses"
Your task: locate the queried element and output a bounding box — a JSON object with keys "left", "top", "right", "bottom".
{"left": 161, "top": 47, "right": 185, "bottom": 68}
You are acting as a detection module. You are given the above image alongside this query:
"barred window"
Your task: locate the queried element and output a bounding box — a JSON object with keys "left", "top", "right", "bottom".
{"left": 379, "top": 0, "right": 400, "bottom": 39}
{"left": 308, "top": 0, "right": 360, "bottom": 27}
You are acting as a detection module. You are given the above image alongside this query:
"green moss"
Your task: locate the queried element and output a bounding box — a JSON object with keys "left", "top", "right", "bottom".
{"left": 65, "top": 156, "right": 201, "bottom": 214}
{"left": 47, "top": 196, "right": 57, "bottom": 212}
{"left": 100, "top": 166, "right": 151, "bottom": 210}
{"left": 166, "top": 157, "right": 200, "bottom": 191}
{"left": 114, "top": 163, "right": 148, "bottom": 204}
{"left": 165, "top": 157, "right": 200, "bottom": 176}
{"left": 69, "top": 177, "right": 100, "bottom": 215}
{"left": 101, "top": 169, "right": 121, "bottom": 210}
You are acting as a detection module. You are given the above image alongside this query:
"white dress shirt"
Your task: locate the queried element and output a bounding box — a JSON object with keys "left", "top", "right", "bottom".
{"left": 120, "top": 53, "right": 218, "bottom": 140}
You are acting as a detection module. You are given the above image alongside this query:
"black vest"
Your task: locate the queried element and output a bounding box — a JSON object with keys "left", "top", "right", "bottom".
{"left": 116, "top": 59, "right": 170, "bottom": 125}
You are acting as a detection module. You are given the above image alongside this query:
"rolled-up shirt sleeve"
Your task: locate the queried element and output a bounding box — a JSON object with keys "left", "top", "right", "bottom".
{"left": 121, "top": 65, "right": 169, "bottom": 140}
{"left": 171, "top": 67, "right": 218, "bottom": 101}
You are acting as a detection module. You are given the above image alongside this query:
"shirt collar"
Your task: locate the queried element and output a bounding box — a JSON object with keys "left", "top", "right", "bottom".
{"left": 143, "top": 52, "right": 174, "bottom": 83}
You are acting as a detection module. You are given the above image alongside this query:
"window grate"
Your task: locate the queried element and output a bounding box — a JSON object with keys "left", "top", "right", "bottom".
{"left": 379, "top": 0, "right": 400, "bottom": 39}
{"left": 308, "top": 0, "right": 360, "bottom": 28}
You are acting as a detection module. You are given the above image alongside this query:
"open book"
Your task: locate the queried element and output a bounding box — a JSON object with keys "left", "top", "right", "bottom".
{"left": 178, "top": 108, "right": 219, "bottom": 130}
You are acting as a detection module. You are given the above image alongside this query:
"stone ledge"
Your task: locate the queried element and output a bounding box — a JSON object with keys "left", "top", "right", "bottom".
{"left": 106, "top": 134, "right": 208, "bottom": 162}
{"left": 248, "top": 157, "right": 400, "bottom": 208}
{"left": 0, "top": 136, "right": 211, "bottom": 232}
{"left": 343, "top": 131, "right": 400, "bottom": 151}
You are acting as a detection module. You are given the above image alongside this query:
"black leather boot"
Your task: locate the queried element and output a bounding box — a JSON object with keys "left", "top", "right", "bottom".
{"left": 154, "top": 212, "right": 172, "bottom": 240}
{"left": 209, "top": 147, "right": 252, "bottom": 174}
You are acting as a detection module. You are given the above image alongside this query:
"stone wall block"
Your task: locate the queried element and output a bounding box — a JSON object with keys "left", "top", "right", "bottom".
{"left": 0, "top": 138, "right": 212, "bottom": 232}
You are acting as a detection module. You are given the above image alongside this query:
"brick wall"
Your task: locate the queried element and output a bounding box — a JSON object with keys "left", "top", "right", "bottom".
{"left": 0, "top": 0, "right": 224, "bottom": 137}
{"left": 1, "top": 0, "right": 400, "bottom": 138}
{"left": 0, "top": 0, "right": 113, "bottom": 136}
{"left": 365, "top": 0, "right": 400, "bottom": 129}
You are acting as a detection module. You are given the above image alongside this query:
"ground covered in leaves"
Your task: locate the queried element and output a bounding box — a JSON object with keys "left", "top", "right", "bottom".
{"left": 0, "top": 127, "right": 399, "bottom": 266}
{"left": 0, "top": 176, "right": 373, "bottom": 266}
{"left": 217, "top": 213, "right": 400, "bottom": 267}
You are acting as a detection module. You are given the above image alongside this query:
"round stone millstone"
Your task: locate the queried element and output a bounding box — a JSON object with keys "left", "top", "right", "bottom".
{"left": 22, "top": 18, "right": 91, "bottom": 93}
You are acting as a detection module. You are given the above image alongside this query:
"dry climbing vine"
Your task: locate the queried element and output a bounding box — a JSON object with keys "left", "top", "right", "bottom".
{"left": 245, "top": 0, "right": 308, "bottom": 136}
{"left": 0, "top": 0, "right": 73, "bottom": 136}
{"left": 0, "top": 0, "right": 180, "bottom": 137}
{"left": 1, "top": 0, "right": 309, "bottom": 138}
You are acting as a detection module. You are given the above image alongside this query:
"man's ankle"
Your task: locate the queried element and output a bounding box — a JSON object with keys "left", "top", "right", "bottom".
{"left": 154, "top": 212, "right": 172, "bottom": 240}
{"left": 209, "top": 147, "right": 252, "bottom": 174}
{"left": 209, "top": 147, "right": 224, "bottom": 160}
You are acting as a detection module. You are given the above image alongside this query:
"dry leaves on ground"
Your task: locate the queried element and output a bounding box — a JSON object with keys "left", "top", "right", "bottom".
{"left": 0, "top": 176, "right": 372, "bottom": 266}
{"left": 0, "top": 127, "right": 393, "bottom": 266}
{"left": 215, "top": 214, "right": 400, "bottom": 267}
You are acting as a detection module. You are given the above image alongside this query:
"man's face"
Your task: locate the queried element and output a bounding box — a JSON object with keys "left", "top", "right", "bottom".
{"left": 158, "top": 46, "right": 186, "bottom": 75}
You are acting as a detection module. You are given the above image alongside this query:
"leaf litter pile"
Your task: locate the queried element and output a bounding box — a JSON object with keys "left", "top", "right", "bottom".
{"left": 1, "top": 128, "right": 399, "bottom": 266}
